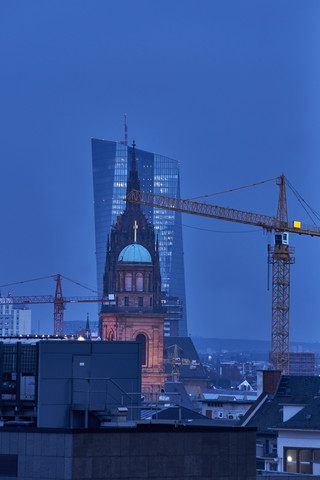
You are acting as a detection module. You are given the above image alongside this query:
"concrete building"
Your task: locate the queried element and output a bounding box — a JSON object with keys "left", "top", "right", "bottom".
{"left": 0, "top": 339, "right": 257, "bottom": 480}
{"left": 0, "top": 423, "right": 256, "bottom": 480}
{"left": 201, "top": 388, "right": 257, "bottom": 421}
{"left": 92, "top": 138, "right": 187, "bottom": 336}
{"left": 0, "top": 302, "right": 31, "bottom": 336}
{"left": 0, "top": 339, "right": 142, "bottom": 428}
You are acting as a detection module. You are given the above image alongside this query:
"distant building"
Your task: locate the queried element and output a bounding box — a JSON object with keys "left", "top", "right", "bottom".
{"left": 289, "top": 352, "right": 316, "bottom": 376}
{"left": 63, "top": 319, "right": 99, "bottom": 336}
{"left": 0, "top": 302, "right": 31, "bottom": 336}
{"left": 74, "top": 313, "right": 92, "bottom": 339}
{"left": 161, "top": 294, "right": 183, "bottom": 337}
{"left": 201, "top": 388, "right": 257, "bottom": 421}
{"left": 91, "top": 138, "right": 187, "bottom": 336}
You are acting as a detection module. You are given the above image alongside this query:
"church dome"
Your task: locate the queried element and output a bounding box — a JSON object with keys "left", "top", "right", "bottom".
{"left": 118, "top": 243, "right": 152, "bottom": 263}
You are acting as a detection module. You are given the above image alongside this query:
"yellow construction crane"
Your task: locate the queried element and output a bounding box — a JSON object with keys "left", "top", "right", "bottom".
{"left": 164, "top": 344, "right": 200, "bottom": 382}
{"left": 127, "top": 175, "right": 320, "bottom": 375}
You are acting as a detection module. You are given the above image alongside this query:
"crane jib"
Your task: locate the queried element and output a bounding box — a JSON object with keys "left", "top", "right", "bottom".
{"left": 127, "top": 183, "right": 320, "bottom": 376}
{"left": 126, "top": 190, "right": 320, "bottom": 237}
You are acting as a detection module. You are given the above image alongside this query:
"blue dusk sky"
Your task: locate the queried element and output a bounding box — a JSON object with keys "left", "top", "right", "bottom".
{"left": 1, "top": 1, "right": 320, "bottom": 343}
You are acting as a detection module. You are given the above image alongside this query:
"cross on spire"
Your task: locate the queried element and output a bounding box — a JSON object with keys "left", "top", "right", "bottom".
{"left": 133, "top": 220, "right": 138, "bottom": 242}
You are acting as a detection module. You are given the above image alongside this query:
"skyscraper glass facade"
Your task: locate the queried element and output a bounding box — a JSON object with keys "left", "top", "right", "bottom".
{"left": 91, "top": 139, "right": 187, "bottom": 335}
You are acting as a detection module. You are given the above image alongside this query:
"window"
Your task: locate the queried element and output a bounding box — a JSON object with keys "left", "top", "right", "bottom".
{"left": 149, "top": 297, "right": 152, "bottom": 306}
{"left": 300, "top": 449, "right": 312, "bottom": 474}
{"left": 136, "top": 273, "right": 143, "bottom": 292}
{"left": 136, "top": 333, "right": 147, "bottom": 365}
{"left": 108, "top": 329, "right": 114, "bottom": 341}
{"left": 256, "top": 460, "right": 265, "bottom": 470}
{"left": 284, "top": 448, "right": 318, "bottom": 474}
{"left": 124, "top": 297, "right": 129, "bottom": 306}
{"left": 138, "top": 297, "right": 143, "bottom": 307}
{"left": 125, "top": 273, "right": 132, "bottom": 291}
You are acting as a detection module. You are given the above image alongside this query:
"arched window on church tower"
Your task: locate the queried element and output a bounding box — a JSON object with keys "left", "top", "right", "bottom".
{"left": 136, "top": 273, "right": 143, "bottom": 292}
{"left": 136, "top": 333, "right": 147, "bottom": 366}
{"left": 108, "top": 329, "right": 114, "bottom": 341}
{"left": 125, "top": 273, "right": 132, "bottom": 291}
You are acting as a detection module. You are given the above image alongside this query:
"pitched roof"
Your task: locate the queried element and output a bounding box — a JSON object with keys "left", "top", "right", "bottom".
{"left": 202, "top": 388, "right": 257, "bottom": 402}
{"left": 274, "top": 397, "right": 320, "bottom": 431}
{"left": 164, "top": 381, "right": 195, "bottom": 410}
{"left": 149, "top": 406, "right": 209, "bottom": 421}
{"left": 241, "top": 375, "right": 320, "bottom": 434}
{"left": 164, "top": 336, "right": 208, "bottom": 380}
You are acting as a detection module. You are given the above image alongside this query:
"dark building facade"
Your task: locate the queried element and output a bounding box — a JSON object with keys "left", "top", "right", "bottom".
{"left": 0, "top": 424, "right": 256, "bottom": 480}
{"left": 92, "top": 138, "right": 187, "bottom": 336}
{"left": 0, "top": 340, "right": 142, "bottom": 429}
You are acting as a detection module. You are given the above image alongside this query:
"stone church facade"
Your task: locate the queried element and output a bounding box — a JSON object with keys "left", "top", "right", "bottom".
{"left": 100, "top": 142, "right": 166, "bottom": 394}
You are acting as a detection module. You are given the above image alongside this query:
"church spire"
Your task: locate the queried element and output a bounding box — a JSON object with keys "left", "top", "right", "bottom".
{"left": 132, "top": 140, "right": 136, "bottom": 172}
{"left": 126, "top": 140, "right": 140, "bottom": 200}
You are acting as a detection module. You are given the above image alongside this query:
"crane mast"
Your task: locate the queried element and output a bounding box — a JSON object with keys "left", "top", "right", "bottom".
{"left": 54, "top": 273, "right": 64, "bottom": 336}
{"left": 126, "top": 175, "right": 320, "bottom": 374}
{"left": 268, "top": 175, "right": 295, "bottom": 374}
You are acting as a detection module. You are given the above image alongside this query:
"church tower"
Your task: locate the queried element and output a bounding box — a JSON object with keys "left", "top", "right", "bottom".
{"left": 100, "top": 142, "right": 166, "bottom": 394}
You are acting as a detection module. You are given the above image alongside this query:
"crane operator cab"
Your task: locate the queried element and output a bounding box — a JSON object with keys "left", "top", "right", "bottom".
{"left": 275, "top": 232, "right": 289, "bottom": 246}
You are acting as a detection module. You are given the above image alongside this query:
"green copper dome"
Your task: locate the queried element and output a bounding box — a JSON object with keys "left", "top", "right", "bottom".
{"left": 118, "top": 243, "right": 152, "bottom": 263}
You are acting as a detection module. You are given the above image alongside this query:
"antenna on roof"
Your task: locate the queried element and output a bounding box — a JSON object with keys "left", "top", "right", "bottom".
{"left": 124, "top": 113, "right": 128, "bottom": 146}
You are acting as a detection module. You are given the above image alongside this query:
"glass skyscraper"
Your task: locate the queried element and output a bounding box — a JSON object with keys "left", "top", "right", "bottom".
{"left": 91, "top": 139, "right": 187, "bottom": 336}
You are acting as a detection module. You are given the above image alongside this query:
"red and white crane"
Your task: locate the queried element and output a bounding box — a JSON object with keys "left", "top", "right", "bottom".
{"left": 0, "top": 274, "right": 107, "bottom": 336}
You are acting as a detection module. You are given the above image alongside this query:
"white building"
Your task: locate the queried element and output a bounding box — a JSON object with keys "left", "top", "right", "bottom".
{"left": 275, "top": 401, "right": 320, "bottom": 475}
{"left": 241, "top": 371, "right": 320, "bottom": 474}
{"left": 0, "top": 302, "right": 31, "bottom": 336}
{"left": 201, "top": 388, "right": 257, "bottom": 420}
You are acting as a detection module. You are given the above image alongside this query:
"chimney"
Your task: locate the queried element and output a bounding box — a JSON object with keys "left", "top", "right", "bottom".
{"left": 257, "top": 370, "right": 281, "bottom": 397}
{"left": 117, "top": 407, "right": 128, "bottom": 423}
